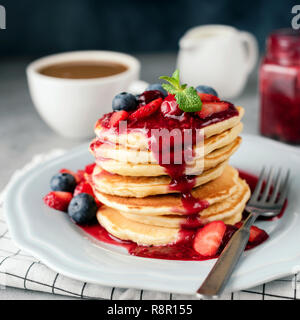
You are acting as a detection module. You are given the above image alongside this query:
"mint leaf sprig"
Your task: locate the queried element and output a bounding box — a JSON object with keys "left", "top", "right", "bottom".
{"left": 159, "top": 70, "right": 202, "bottom": 112}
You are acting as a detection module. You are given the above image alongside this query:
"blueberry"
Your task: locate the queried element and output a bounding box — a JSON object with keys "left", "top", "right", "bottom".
{"left": 146, "top": 83, "right": 168, "bottom": 97}
{"left": 195, "top": 85, "right": 218, "bottom": 97}
{"left": 50, "top": 173, "right": 76, "bottom": 192}
{"left": 112, "top": 92, "right": 138, "bottom": 111}
{"left": 68, "top": 193, "right": 98, "bottom": 224}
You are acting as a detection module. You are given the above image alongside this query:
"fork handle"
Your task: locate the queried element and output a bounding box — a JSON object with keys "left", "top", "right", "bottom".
{"left": 196, "top": 212, "right": 257, "bottom": 298}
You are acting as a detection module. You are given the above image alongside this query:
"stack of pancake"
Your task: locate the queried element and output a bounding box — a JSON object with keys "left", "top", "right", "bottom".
{"left": 90, "top": 106, "right": 250, "bottom": 246}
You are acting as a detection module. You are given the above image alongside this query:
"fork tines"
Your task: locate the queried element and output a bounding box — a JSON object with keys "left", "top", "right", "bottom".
{"left": 248, "top": 167, "right": 290, "bottom": 207}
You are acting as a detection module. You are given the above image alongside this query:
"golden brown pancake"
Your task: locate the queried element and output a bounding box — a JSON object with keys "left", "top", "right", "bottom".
{"left": 91, "top": 122, "right": 243, "bottom": 166}
{"left": 97, "top": 207, "right": 180, "bottom": 246}
{"left": 117, "top": 177, "right": 250, "bottom": 228}
{"left": 96, "top": 177, "right": 249, "bottom": 246}
{"left": 93, "top": 165, "right": 239, "bottom": 215}
{"left": 91, "top": 104, "right": 249, "bottom": 248}
{"left": 95, "top": 137, "right": 242, "bottom": 177}
{"left": 92, "top": 160, "right": 228, "bottom": 198}
{"left": 94, "top": 106, "right": 244, "bottom": 151}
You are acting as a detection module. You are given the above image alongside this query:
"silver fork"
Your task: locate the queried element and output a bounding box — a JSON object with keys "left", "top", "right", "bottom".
{"left": 196, "top": 167, "right": 290, "bottom": 299}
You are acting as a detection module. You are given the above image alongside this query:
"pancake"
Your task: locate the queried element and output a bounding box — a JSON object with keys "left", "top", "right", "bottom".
{"left": 222, "top": 210, "right": 243, "bottom": 225}
{"left": 97, "top": 206, "right": 180, "bottom": 246}
{"left": 118, "top": 177, "right": 250, "bottom": 228}
{"left": 92, "top": 159, "right": 228, "bottom": 198}
{"left": 95, "top": 106, "right": 244, "bottom": 151}
{"left": 95, "top": 137, "right": 241, "bottom": 177}
{"left": 96, "top": 177, "right": 249, "bottom": 246}
{"left": 91, "top": 122, "right": 243, "bottom": 166}
{"left": 92, "top": 103, "right": 250, "bottom": 247}
{"left": 94, "top": 165, "right": 239, "bottom": 215}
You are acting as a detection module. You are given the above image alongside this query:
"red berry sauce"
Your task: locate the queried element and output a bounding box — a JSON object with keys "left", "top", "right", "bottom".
{"left": 238, "top": 169, "right": 288, "bottom": 221}
{"left": 46, "top": 162, "right": 282, "bottom": 260}
{"left": 53, "top": 165, "right": 284, "bottom": 261}
{"left": 78, "top": 223, "right": 212, "bottom": 261}
{"left": 98, "top": 95, "right": 238, "bottom": 215}
{"left": 74, "top": 95, "right": 284, "bottom": 260}
{"left": 78, "top": 170, "right": 281, "bottom": 260}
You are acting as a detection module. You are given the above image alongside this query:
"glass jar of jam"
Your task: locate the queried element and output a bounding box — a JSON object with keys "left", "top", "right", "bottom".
{"left": 259, "top": 29, "right": 300, "bottom": 144}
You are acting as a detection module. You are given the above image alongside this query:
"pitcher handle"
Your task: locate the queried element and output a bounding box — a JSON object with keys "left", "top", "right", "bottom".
{"left": 239, "top": 31, "right": 258, "bottom": 74}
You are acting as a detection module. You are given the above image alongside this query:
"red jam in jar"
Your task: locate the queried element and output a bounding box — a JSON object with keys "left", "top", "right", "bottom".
{"left": 260, "top": 29, "right": 300, "bottom": 144}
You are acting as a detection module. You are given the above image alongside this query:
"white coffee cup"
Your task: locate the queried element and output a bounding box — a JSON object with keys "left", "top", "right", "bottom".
{"left": 177, "top": 25, "right": 258, "bottom": 99}
{"left": 26, "top": 51, "right": 140, "bottom": 139}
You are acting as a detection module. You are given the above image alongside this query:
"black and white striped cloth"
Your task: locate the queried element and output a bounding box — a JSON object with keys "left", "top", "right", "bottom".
{"left": 0, "top": 150, "right": 298, "bottom": 300}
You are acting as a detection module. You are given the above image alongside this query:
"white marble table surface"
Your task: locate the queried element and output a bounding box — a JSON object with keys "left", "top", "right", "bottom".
{"left": 0, "top": 53, "right": 292, "bottom": 300}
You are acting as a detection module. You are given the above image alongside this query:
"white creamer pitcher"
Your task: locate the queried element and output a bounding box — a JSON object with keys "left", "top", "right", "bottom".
{"left": 177, "top": 25, "right": 258, "bottom": 99}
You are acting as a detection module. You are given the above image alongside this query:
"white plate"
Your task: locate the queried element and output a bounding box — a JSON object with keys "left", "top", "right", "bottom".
{"left": 4, "top": 134, "right": 300, "bottom": 295}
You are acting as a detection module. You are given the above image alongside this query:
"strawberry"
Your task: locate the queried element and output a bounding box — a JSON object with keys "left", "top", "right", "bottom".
{"left": 109, "top": 110, "right": 129, "bottom": 127}
{"left": 84, "top": 163, "right": 96, "bottom": 174}
{"left": 164, "top": 94, "right": 176, "bottom": 102}
{"left": 128, "top": 98, "right": 163, "bottom": 121}
{"left": 43, "top": 191, "right": 72, "bottom": 212}
{"left": 73, "top": 181, "right": 94, "bottom": 197}
{"left": 219, "top": 224, "right": 238, "bottom": 252}
{"left": 197, "top": 93, "right": 220, "bottom": 102}
{"left": 235, "top": 222, "right": 268, "bottom": 245}
{"left": 197, "top": 102, "right": 230, "bottom": 119}
{"left": 59, "top": 168, "right": 81, "bottom": 184}
{"left": 76, "top": 169, "right": 85, "bottom": 182}
{"left": 161, "top": 99, "right": 182, "bottom": 116}
{"left": 73, "top": 182, "right": 102, "bottom": 207}
{"left": 193, "top": 221, "right": 226, "bottom": 257}
{"left": 248, "top": 226, "right": 268, "bottom": 244}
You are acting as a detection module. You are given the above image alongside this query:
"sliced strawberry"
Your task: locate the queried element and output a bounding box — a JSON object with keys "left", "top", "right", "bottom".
{"left": 161, "top": 99, "right": 182, "bottom": 116}
{"left": 193, "top": 221, "right": 226, "bottom": 257}
{"left": 197, "top": 93, "right": 220, "bottom": 102}
{"left": 128, "top": 98, "right": 163, "bottom": 121}
{"left": 84, "top": 163, "right": 96, "bottom": 174}
{"left": 161, "top": 100, "right": 178, "bottom": 116}
{"left": 164, "top": 94, "right": 176, "bottom": 102}
{"left": 248, "top": 226, "right": 268, "bottom": 244}
{"left": 73, "top": 181, "right": 94, "bottom": 197}
{"left": 161, "top": 94, "right": 181, "bottom": 115}
{"left": 197, "top": 102, "right": 230, "bottom": 119}
{"left": 235, "top": 222, "right": 269, "bottom": 245}
{"left": 60, "top": 168, "right": 81, "bottom": 184}
{"left": 219, "top": 224, "right": 238, "bottom": 252}
{"left": 109, "top": 110, "right": 129, "bottom": 127}
{"left": 43, "top": 191, "right": 72, "bottom": 212}
{"left": 76, "top": 169, "right": 85, "bottom": 182}
{"left": 73, "top": 181, "right": 101, "bottom": 207}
